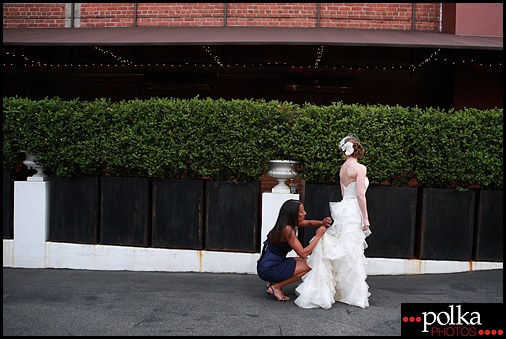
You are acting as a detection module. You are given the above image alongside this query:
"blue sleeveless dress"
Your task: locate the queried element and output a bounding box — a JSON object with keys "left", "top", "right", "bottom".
{"left": 257, "top": 239, "right": 297, "bottom": 282}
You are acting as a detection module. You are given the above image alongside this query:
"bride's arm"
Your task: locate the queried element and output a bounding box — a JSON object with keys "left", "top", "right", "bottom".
{"left": 355, "top": 165, "right": 370, "bottom": 229}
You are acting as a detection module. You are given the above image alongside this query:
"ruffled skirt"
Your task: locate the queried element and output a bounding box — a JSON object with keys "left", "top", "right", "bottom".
{"left": 294, "top": 199, "right": 371, "bottom": 309}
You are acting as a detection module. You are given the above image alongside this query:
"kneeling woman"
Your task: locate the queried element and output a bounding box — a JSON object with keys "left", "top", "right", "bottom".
{"left": 257, "top": 199, "right": 330, "bottom": 301}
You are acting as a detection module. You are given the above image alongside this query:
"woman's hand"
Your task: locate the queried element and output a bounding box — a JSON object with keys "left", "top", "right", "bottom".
{"left": 315, "top": 226, "right": 326, "bottom": 238}
{"left": 322, "top": 217, "right": 332, "bottom": 227}
{"left": 362, "top": 224, "right": 370, "bottom": 231}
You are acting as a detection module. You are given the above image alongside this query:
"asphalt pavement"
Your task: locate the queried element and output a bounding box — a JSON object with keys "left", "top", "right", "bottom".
{"left": 3, "top": 267, "right": 503, "bottom": 336}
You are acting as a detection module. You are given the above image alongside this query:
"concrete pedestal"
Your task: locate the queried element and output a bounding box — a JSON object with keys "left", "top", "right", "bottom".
{"left": 13, "top": 181, "right": 50, "bottom": 268}
{"left": 261, "top": 192, "right": 299, "bottom": 257}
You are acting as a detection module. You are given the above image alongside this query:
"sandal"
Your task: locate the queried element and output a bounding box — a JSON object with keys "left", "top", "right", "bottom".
{"left": 266, "top": 286, "right": 289, "bottom": 302}
{"left": 266, "top": 283, "right": 288, "bottom": 295}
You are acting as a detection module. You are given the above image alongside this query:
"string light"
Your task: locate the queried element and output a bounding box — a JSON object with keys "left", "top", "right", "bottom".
{"left": 3, "top": 47, "right": 501, "bottom": 70}
{"left": 94, "top": 46, "right": 132, "bottom": 65}
{"left": 410, "top": 48, "right": 440, "bottom": 71}
{"left": 407, "top": 48, "right": 502, "bottom": 71}
{"left": 203, "top": 46, "right": 223, "bottom": 67}
{"left": 3, "top": 47, "right": 47, "bottom": 67}
{"left": 315, "top": 45, "right": 324, "bottom": 68}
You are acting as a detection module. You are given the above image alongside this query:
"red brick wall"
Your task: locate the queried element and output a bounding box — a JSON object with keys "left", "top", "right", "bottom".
{"left": 3, "top": 3, "right": 67, "bottom": 28}
{"left": 80, "top": 3, "right": 136, "bottom": 27}
{"left": 225, "top": 3, "right": 317, "bottom": 27}
{"left": 136, "top": 3, "right": 225, "bottom": 27}
{"left": 320, "top": 3, "right": 440, "bottom": 30}
{"left": 3, "top": 3, "right": 441, "bottom": 31}
{"left": 260, "top": 176, "right": 303, "bottom": 195}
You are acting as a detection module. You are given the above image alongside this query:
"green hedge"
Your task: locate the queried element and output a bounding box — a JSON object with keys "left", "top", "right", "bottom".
{"left": 3, "top": 96, "right": 503, "bottom": 190}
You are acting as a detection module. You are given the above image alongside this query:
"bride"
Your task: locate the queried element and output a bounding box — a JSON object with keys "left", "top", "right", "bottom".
{"left": 294, "top": 135, "right": 372, "bottom": 309}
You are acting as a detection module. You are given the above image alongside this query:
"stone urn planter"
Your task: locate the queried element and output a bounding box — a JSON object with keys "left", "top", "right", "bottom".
{"left": 22, "top": 151, "right": 49, "bottom": 181}
{"left": 266, "top": 160, "right": 299, "bottom": 194}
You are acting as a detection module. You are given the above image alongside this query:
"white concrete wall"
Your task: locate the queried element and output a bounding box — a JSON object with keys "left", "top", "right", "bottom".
{"left": 3, "top": 238, "right": 502, "bottom": 275}
{"left": 3, "top": 180, "right": 503, "bottom": 275}
{"left": 45, "top": 242, "right": 259, "bottom": 273}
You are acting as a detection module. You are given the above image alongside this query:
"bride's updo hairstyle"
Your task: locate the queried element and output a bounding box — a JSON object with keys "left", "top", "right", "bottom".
{"left": 339, "top": 134, "right": 364, "bottom": 160}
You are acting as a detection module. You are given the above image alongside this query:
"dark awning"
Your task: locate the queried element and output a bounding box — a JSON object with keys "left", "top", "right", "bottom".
{"left": 3, "top": 27, "right": 503, "bottom": 50}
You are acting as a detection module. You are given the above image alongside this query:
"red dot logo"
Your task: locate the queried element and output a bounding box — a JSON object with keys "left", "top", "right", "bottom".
{"left": 478, "top": 329, "right": 503, "bottom": 336}
{"left": 403, "top": 315, "right": 422, "bottom": 323}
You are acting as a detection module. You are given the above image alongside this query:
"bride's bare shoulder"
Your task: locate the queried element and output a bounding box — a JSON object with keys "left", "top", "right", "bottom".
{"left": 352, "top": 162, "right": 367, "bottom": 174}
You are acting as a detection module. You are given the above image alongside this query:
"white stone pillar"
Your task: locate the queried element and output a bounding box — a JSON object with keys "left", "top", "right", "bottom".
{"left": 13, "top": 181, "right": 51, "bottom": 268}
{"left": 261, "top": 192, "right": 300, "bottom": 258}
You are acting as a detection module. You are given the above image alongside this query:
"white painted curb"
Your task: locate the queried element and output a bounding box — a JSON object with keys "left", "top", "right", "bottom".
{"left": 3, "top": 239, "right": 502, "bottom": 275}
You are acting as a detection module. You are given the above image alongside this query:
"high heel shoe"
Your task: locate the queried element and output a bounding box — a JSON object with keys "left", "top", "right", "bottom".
{"left": 266, "top": 286, "right": 287, "bottom": 302}
{"left": 266, "top": 283, "right": 288, "bottom": 295}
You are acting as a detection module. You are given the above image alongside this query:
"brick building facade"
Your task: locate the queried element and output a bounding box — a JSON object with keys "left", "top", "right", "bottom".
{"left": 3, "top": 3, "right": 441, "bottom": 30}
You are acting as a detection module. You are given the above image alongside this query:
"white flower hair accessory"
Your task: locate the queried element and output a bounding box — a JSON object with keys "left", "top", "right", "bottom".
{"left": 339, "top": 134, "right": 360, "bottom": 153}
{"left": 342, "top": 141, "right": 355, "bottom": 156}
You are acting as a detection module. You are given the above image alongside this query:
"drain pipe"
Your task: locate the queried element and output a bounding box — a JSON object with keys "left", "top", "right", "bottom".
{"left": 317, "top": 3, "right": 320, "bottom": 27}
{"left": 70, "top": 3, "right": 74, "bottom": 28}
{"left": 224, "top": 3, "right": 227, "bottom": 26}
{"left": 134, "top": 3, "right": 137, "bottom": 27}
{"left": 412, "top": 3, "right": 415, "bottom": 30}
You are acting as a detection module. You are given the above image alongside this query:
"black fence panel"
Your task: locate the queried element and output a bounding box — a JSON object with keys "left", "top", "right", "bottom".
{"left": 152, "top": 179, "right": 204, "bottom": 249}
{"left": 101, "top": 177, "right": 150, "bottom": 247}
{"left": 365, "top": 186, "right": 417, "bottom": 258}
{"left": 49, "top": 176, "right": 99, "bottom": 243}
{"left": 474, "top": 190, "right": 503, "bottom": 261}
{"left": 3, "top": 173, "right": 14, "bottom": 239}
{"left": 30, "top": 173, "right": 502, "bottom": 262}
{"left": 416, "top": 188, "right": 475, "bottom": 261}
{"left": 205, "top": 181, "right": 260, "bottom": 252}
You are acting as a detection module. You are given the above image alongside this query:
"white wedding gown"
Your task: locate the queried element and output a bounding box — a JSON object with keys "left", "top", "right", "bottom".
{"left": 295, "top": 177, "right": 371, "bottom": 309}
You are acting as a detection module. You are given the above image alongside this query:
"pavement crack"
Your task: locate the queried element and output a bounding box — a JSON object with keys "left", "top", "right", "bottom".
{"left": 126, "top": 307, "right": 159, "bottom": 332}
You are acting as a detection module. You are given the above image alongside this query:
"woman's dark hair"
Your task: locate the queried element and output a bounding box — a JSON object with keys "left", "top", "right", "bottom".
{"left": 267, "top": 199, "right": 301, "bottom": 245}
